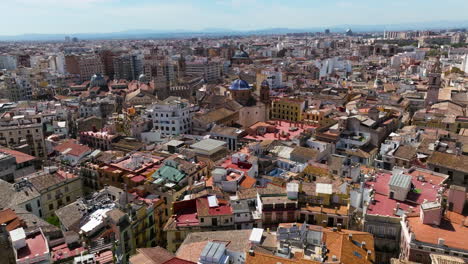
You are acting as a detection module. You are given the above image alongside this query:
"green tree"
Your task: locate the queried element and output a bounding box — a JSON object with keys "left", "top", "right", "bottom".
{"left": 46, "top": 215, "right": 60, "bottom": 227}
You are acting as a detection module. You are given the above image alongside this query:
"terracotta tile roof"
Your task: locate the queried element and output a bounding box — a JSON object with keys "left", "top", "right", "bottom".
{"left": 291, "top": 146, "right": 319, "bottom": 162}
{"left": 178, "top": 230, "right": 255, "bottom": 259}
{"left": 0, "top": 147, "right": 36, "bottom": 163}
{"left": 276, "top": 223, "right": 375, "bottom": 264}
{"left": 54, "top": 139, "right": 91, "bottom": 157}
{"left": 237, "top": 183, "right": 286, "bottom": 200}
{"left": 239, "top": 175, "right": 256, "bottom": 189}
{"left": 393, "top": 145, "right": 417, "bottom": 161}
{"left": 344, "top": 147, "right": 377, "bottom": 159}
{"left": 324, "top": 230, "right": 375, "bottom": 263}
{"left": 302, "top": 204, "right": 349, "bottom": 216}
{"left": 129, "top": 247, "right": 175, "bottom": 264}
{"left": 0, "top": 208, "right": 24, "bottom": 231}
{"left": 29, "top": 173, "right": 66, "bottom": 192}
{"left": 163, "top": 257, "right": 196, "bottom": 264}
{"left": 406, "top": 213, "right": 468, "bottom": 251}
{"left": 176, "top": 241, "right": 209, "bottom": 263}
{"left": 427, "top": 152, "right": 468, "bottom": 173}
{"left": 194, "top": 108, "right": 235, "bottom": 124}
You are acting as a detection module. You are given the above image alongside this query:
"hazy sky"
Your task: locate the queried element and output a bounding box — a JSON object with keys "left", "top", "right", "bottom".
{"left": 2, "top": 0, "right": 468, "bottom": 35}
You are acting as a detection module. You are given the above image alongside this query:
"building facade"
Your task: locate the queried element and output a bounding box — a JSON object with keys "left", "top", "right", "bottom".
{"left": 148, "top": 97, "right": 192, "bottom": 136}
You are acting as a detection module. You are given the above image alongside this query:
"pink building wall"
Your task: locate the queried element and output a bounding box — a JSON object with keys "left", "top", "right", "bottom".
{"left": 420, "top": 207, "right": 442, "bottom": 226}
{"left": 447, "top": 186, "right": 466, "bottom": 214}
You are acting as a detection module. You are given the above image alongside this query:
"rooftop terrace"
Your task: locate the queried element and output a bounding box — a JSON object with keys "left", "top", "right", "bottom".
{"left": 366, "top": 171, "right": 444, "bottom": 217}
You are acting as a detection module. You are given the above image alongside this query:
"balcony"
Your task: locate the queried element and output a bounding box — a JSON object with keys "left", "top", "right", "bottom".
{"left": 88, "top": 238, "right": 114, "bottom": 254}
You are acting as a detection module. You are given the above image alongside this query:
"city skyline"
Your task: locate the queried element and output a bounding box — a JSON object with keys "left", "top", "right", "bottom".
{"left": 3, "top": 0, "right": 468, "bottom": 36}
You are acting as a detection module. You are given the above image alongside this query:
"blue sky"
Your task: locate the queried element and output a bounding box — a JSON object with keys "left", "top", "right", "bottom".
{"left": 2, "top": 0, "right": 468, "bottom": 35}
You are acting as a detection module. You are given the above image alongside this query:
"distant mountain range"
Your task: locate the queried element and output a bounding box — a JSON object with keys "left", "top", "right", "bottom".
{"left": 1, "top": 20, "right": 468, "bottom": 41}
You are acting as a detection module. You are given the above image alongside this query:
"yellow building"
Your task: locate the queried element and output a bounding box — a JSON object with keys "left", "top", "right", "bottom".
{"left": 298, "top": 163, "right": 330, "bottom": 182}
{"left": 29, "top": 170, "right": 83, "bottom": 219}
{"left": 270, "top": 98, "right": 305, "bottom": 122}
{"left": 98, "top": 165, "right": 126, "bottom": 189}
{"left": 298, "top": 180, "right": 351, "bottom": 229}
{"left": 300, "top": 204, "right": 351, "bottom": 229}
{"left": 129, "top": 197, "right": 167, "bottom": 249}
{"left": 302, "top": 108, "right": 335, "bottom": 127}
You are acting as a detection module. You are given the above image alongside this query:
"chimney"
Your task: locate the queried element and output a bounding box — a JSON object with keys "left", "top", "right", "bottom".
{"left": 438, "top": 238, "right": 444, "bottom": 246}
{"left": 366, "top": 250, "right": 372, "bottom": 260}
{"left": 249, "top": 249, "right": 255, "bottom": 256}
{"left": 321, "top": 220, "right": 327, "bottom": 227}
{"left": 361, "top": 241, "right": 366, "bottom": 249}
{"left": 348, "top": 234, "right": 353, "bottom": 241}
{"left": 335, "top": 206, "right": 338, "bottom": 214}
{"left": 332, "top": 227, "right": 337, "bottom": 232}
{"left": 0, "top": 224, "right": 8, "bottom": 234}
{"left": 320, "top": 205, "right": 323, "bottom": 213}
{"left": 337, "top": 223, "right": 342, "bottom": 231}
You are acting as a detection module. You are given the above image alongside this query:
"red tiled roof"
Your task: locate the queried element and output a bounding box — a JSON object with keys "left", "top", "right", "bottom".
{"left": 17, "top": 231, "right": 49, "bottom": 261}
{"left": 173, "top": 199, "right": 199, "bottom": 227}
{"left": 176, "top": 212, "right": 199, "bottom": 227}
{"left": 221, "top": 158, "right": 252, "bottom": 173}
{"left": 0, "top": 147, "right": 36, "bottom": 163}
{"left": 52, "top": 243, "right": 85, "bottom": 262}
{"left": 95, "top": 249, "right": 113, "bottom": 264}
{"left": 131, "top": 175, "right": 146, "bottom": 183}
{"left": 54, "top": 139, "right": 91, "bottom": 157}
{"left": 163, "top": 258, "right": 196, "bottom": 264}
{"left": 0, "top": 209, "right": 18, "bottom": 225}
{"left": 197, "top": 197, "right": 232, "bottom": 216}
{"left": 366, "top": 172, "right": 441, "bottom": 216}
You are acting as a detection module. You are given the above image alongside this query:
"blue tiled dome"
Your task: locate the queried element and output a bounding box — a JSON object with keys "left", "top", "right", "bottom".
{"left": 230, "top": 79, "right": 250, "bottom": 90}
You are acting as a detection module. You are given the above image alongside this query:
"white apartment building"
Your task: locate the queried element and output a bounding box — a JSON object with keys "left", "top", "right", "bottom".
{"left": 314, "top": 57, "right": 352, "bottom": 78}
{"left": 185, "top": 59, "right": 222, "bottom": 83}
{"left": 257, "top": 69, "right": 283, "bottom": 89}
{"left": 461, "top": 54, "right": 468, "bottom": 74}
{"left": 148, "top": 96, "right": 192, "bottom": 136}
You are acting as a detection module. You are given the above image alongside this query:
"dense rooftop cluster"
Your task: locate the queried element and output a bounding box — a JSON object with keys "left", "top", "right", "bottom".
{"left": 0, "top": 29, "right": 467, "bottom": 264}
